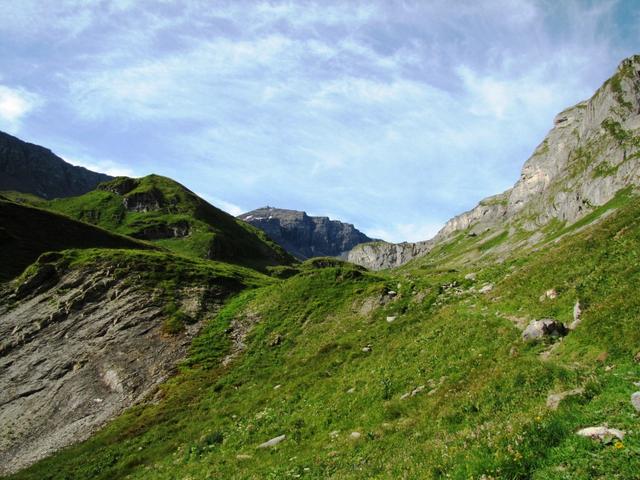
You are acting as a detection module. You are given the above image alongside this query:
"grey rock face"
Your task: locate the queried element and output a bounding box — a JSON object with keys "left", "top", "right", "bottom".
{"left": 347, "top": 55, "right": 640, "bottom": 270}
{"left": 0, "top": 261, "right": 238, "bottom": 475}
{"left": 346, "top": 240, "right": 433, "bottom": 271}
{"left": 0, "top": 130, "right": 112, "bottom": 199}
{"left": 239, "top": 207, "right": 375, "bottom": 260}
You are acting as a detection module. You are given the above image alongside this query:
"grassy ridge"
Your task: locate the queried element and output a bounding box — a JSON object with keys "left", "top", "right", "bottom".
{"left": 44, "top": 175, "right": 293, "bottom": 271}
{"left": 10, "top": 192, "right": 640, "bottom": 479}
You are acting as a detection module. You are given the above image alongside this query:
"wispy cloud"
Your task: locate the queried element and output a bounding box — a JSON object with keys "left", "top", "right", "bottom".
{"left": 1, "top": 0, "right": 636, "bottom": 243}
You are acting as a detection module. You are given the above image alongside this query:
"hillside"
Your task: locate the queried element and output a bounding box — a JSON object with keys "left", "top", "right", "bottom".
{"left": 0, "top": 131, "right": 112, "bottom": 199}
{"left": 6, "top": 187, "right": 640, "bottom": 479}
{"left": 239, "top": 207, "right": 375, "bottom": 259}
{"left": 348, "top": 55, "right": 640, "bottom": 270}
{"left": 45, "top": 175, "right": 294, "bottom": 271}
{"left": 0, "top": 197, "right": 152, "bottom": 282}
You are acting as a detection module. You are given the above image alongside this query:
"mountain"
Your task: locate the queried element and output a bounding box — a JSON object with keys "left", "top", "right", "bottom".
{"left": 0, "top": 196, "right": 152, "bottom": 282}
{"left": 348, "top": 54, "right": 640, "bottom": 270}
{"left": 3, "top": 55, "right": 640, "bottom": 479}
{"left": 238, "top": 206, "right": 375, "bottom": 259}
{"left": 44, "top": 175, "right": 294, "bottom": 271}
{"left": 0, "top": 131, "right": 112, "bottom": 199}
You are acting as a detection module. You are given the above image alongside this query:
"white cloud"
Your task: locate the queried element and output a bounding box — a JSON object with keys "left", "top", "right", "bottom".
{"left": 62, "top": 156, "right": 136, "bottom": 177}
{"left": 0, "top": 85, "right": 40, "bottom": 132}
{"left": 368, "top": 221, "right": 445, "bottom": 244}
{"left": 196, "top": 192, "right": 245, "bottom": 216}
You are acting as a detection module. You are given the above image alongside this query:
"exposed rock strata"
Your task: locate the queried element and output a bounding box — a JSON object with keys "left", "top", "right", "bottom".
{"left": 0, "top": 259, "right": 242, "bottom": 475}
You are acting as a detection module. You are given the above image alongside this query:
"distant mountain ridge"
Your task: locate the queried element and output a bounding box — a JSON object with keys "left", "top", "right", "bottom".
{"left": 0, "top": 130, "right": 112, "bottom": 199}
{"left": 239, "top": 206, "right": 376, "bottom": 260}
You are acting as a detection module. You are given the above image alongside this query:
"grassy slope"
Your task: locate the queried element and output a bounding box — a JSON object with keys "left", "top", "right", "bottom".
{"left": 44, "top": 175, "right": 293, "bottom": 271}
{"left": 9, "top": 191, "right": 640, "bottom": 480}
{"left": 0, "top": 198, "right": 153, "bottom": 282}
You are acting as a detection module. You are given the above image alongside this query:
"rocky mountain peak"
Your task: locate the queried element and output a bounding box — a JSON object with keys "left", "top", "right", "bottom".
{"left": 239, "top": 207, "right": 375, "bottom": 260}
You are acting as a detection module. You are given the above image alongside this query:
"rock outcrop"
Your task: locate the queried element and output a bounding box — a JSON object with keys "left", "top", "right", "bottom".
{"left": 0, "top": 130, "right": 112, "bottom": 199}
{"left": 346, "top": 240, "right": 433, "bottom": 270}
{"left": 347, "top": 55, "right": 640, "bottom": 270}
{"left": 239, "top": 207, "right": 375, "bottom": 260}
{"left": 0, "top": 253, "right": 253, "bottom": 475}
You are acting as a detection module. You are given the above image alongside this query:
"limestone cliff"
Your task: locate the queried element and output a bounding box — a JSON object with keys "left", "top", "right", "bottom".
{"left": 348, "top": 54, "right": 640, "bottom": 270}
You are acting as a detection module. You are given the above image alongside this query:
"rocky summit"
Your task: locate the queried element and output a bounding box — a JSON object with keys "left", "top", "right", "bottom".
{"left": 238, "top": 206, "right": 375, "bottom": 260}
{"left": 0, "top": 131, "right": 112, "bottom": 200}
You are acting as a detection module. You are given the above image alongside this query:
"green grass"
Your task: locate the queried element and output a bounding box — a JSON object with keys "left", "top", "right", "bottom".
{"left": 10, "top": 189, "right": 640, "bottom": 479}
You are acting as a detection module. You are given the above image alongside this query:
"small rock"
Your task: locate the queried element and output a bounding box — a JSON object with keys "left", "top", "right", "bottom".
{"left": 479, "top": 284, "right": 494, "bottom": 294}
{"left": 539, "top": 288, "right": 557, "bottom": 301}
{"left": 349, "top": 431, "right": 361, "bottom": 440}
{"left": 362, "top": 345, "right": 372, "bottom": 353}
{"left": 569, "top": 300, "right": 582, "bottom": 330}
{"left": 236, "top": 454, "right": 252, "bottom": 460}
{"left": 577, "top": 426, "right": 624, "bottom": 441}
{"left": 387, "top": 290, "right": 397, "bottom": 297}
{"left": 386, "top": 316, "right": 397, "bottom": 323}
{"left": 605, "top": 365, "right": 615, "bottom": 372}
{"left": 631, "top": 392, "right": 640, "bottom": 412}
{"left": 522, "top": 319, "right": 568, "bottom": 342}
{"left": 257, "top": 434, "right": 286, "bottom": 449}
{"left": 347, "top": 387, "right": 355, "bottom": 394}
{"left": 464, "top": 273, "right": 477, "bottom": 281}
{"left": 411, "top": 385, "right": 426, "bottom": 397}
{"left": 273, "top": 384, "right": 281, "bottom": 390}
{"left": 546, "top": 388, "right": 584, "bottom": 410}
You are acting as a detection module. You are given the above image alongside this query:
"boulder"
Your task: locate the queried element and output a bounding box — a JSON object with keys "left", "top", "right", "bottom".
{"left": 577, "top": 426, "right": 624, "bottom": 442}
{"left": 257, "top": 434, "right": 286, "bottom": 449}
{"left": 522, "top": 319, "right": 568, "bottom": 342}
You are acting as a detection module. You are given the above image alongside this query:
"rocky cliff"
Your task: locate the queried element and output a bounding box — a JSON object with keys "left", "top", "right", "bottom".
{"left": 239, "top": 207, "right": 375, "bottom": 260}
{"left": 0, "top": 131, "right": 112, "bottom": 199}
{"left": 0, "top": 249, "right": 269, "bottom": 475}
{"left": 348, "top": 55, "right": 640, "bottom": 270}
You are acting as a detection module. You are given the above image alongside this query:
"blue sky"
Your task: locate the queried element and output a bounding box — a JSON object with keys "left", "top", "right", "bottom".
{"left": 0, "top": 0, "right": 638, "bottom": 242}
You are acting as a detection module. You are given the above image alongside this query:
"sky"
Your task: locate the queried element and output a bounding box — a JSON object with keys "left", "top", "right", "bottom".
{"left": 0, "top": 0, "right": 638, "bottom": 242}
